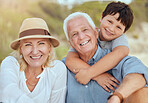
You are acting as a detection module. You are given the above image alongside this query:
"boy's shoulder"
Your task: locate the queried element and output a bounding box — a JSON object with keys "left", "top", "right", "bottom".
{"left": 97, "top": 34, "right": 128, "bottom": 50}
{"left": 113, "top": 34, "right": 127, "bottom": 41}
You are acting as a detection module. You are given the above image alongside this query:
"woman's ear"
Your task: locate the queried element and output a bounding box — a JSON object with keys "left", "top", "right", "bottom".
{"left": 19, "top": 42, "right": 23, "bottom": 54}
{"left": 19, "top": 46, "right": 22, "bottom": 54}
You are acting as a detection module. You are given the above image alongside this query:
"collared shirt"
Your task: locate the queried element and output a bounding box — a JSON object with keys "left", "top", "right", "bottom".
{"left": 88, "top": 46, "right": 110, "bottom": 66}
{"left": 65, "top": 45, "right": 148, "bottom": 103}
{"left": 64, "top": 46, "right": 112, "bottom": 103}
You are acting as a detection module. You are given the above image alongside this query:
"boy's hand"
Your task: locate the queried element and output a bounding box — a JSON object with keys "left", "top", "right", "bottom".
{"left": 93, "top": 73, "right": 120, "bottom": 92}
{"left": 75, "top": 69, "right": 92, "bottom": 85}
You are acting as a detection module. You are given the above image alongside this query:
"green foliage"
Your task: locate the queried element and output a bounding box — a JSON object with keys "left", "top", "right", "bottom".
{"left": 0, "top": 8, "right": 30, "bottom": 62}
{"left": 71, "top": 1, "right": 109, "bottom": 27}
{"left": 0, "top": 0, "right": 148, "bottom": 63}
{"left": 131, "top": 0, "right": 148, "bottom": 26}
{"left": 0, "top": 1, "right": 69, "bottom": 62}
{"left": 55, "top": 45, "right": 69, "bottom": 60}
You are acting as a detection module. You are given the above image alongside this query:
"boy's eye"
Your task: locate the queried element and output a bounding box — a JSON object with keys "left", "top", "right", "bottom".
{"left": 117, "top": 26, "right": 122, "bottom": 30}
{"left": 108, "top": 20, "right": 112, "bottom": 23}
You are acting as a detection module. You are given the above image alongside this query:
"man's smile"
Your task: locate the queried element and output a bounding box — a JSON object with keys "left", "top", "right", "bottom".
{"left": 80, "top": 40, "right": 90, "bottom": 46}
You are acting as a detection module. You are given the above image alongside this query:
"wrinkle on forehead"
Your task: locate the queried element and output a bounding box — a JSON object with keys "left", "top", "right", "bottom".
{"left": 67, "top": 16, "right": 92, "bottom": 35}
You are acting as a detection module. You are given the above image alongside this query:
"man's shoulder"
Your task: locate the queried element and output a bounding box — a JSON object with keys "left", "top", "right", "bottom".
{"left": 61, "top": 57, "right": 66, "bottom": 64}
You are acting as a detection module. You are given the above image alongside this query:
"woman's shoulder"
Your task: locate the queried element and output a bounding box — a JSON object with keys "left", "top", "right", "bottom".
{"left": 53, "top": 60, "right": 66, "bottom": 69}
{"left": 1, "top": 56, "right": 18, "bottom": 65}
{"left": 1, "top": 56, "right": 20, "bottom": 72}
{"left": 53, "top": 60, "right": 65, "bottom": 66}
{"left": 46, "top": 60, "right": 67, "bottom": 74}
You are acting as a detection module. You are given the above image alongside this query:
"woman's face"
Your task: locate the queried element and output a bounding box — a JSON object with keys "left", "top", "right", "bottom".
{"left": 20, "top": 38, "right": 51, "bottom": 69}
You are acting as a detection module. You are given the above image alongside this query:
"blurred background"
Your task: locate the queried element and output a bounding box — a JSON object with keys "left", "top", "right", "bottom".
{"left": 0, "top": 0, "right": 148, "bottom": 66}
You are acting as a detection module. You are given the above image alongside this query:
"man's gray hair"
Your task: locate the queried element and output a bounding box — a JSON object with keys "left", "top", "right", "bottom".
{"left": 63, "top": 12, "right": 96, "bottom": 40}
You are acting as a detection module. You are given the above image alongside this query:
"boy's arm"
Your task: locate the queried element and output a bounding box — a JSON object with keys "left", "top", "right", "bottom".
{"left": 65, "top": 51, "right": 90, "bottom": 74}
{"left": 75, "top": 46, "right": 129, "bottom": 84}
{"left": 90, "top": 46, "right": 129, "bottom": 78}
{"left": 65, "top": 47, "right": 123, "bottom": 92}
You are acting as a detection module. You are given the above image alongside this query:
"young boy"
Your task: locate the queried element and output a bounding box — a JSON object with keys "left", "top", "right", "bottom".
{"left": 65, "top": 1, "right": 134, "bottom": 92}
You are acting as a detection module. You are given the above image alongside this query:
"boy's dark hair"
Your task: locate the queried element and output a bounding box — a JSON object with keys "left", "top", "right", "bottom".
{"left": 102, "top": 1, "right": 133, "bottom": 32}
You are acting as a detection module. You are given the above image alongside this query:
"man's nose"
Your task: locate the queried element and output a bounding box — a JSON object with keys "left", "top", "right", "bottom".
{"left": 78, "top": 32, "right": 85, "bottom": 39}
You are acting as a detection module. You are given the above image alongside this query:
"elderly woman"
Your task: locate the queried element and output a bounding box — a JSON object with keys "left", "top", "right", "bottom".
{"left": 0, "top": 18, "right": 67, "bottom": 103}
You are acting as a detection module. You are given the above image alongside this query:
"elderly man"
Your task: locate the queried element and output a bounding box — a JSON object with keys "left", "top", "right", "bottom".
{"left": 62, "top": 12, "right": 148, "bottom": 103}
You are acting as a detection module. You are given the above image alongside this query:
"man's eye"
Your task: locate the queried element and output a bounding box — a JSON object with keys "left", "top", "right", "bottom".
{"left": 39, "top": 42, "right": 45, "bottom": 45}
{"left": 83, "top": 29, "right": 88, "bottom": 31}
{"left": 73, "top": 33, "right": 77, "bottom": 37}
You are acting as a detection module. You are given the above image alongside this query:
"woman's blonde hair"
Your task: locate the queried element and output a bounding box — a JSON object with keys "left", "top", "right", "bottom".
{"left": 10, "top": 40, "right": 55, "bottom": 71}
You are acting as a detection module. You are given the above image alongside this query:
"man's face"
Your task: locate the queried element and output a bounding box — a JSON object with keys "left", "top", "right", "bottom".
{"left": 67, "top": 16, "right": 98, "bottom": 56}
{"left": 100, "top": 13, "right": 126, "bottom": 41}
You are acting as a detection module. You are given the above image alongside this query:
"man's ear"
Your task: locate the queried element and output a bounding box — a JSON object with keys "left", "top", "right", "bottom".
{"left": 94, "top": 27, "right": 99, "bottom": 38}
{"left": 69, "top": 40, "right": 73, "bottom": 47}
{"left": 69, "top": 40, "right": 75, "bottom": 49}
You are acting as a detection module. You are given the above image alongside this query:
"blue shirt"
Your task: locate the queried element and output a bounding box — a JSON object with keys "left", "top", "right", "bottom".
{"left": 62, "top": 44, "right": 148, "bottom": 103}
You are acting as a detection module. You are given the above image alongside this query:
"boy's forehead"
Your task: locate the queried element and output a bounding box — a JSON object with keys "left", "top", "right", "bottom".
{"left": 108, "top": 13, "right": 122, "bottom": 23}
{"left": 112, "top": 13, "right": 120, "bottom": 20}
{"left": 105, "top": 13, "right": 126, "bottom": 28}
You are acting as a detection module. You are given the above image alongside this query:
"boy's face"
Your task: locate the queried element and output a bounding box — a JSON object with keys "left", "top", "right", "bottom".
{"left": 99, "top": 13, "right": 125, "bottom": 41}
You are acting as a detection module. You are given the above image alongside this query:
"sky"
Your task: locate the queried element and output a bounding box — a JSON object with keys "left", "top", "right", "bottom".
{"left": 57, "top": 0, "right": 133, "bottom": 9}
{"left": 58, "top": 0, "right": 133, "bottom": 5}
{"left": 115, "top": 0, "right": 133, "bottom": 4}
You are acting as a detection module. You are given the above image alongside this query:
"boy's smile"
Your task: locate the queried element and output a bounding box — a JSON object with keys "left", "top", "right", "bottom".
{"left": 99, "top": 13, "right": 125, "bottom": 41}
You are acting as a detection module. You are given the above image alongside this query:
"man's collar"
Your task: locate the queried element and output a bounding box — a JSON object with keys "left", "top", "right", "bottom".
{"left": 88, "top": 45, "right": 102, "bottom": 65}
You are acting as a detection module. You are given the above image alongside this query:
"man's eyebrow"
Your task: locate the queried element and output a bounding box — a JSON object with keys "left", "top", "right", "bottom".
{"left": 69, "top": 30, "right": 77, "bottom": 34}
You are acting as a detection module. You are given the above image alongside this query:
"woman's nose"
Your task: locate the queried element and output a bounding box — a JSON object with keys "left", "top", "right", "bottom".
{"left": 32, "top": 45, "right": 39, "bottom": 54}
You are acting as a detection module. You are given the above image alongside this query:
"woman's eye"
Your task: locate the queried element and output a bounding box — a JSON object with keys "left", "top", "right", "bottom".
{"left": 25, "top": 44, "right": 31, "bottom": 46}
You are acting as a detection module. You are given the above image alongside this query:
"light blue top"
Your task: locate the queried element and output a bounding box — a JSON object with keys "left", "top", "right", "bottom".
{"left": 97, "top": 34, "right": 129, "bottom": 50}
